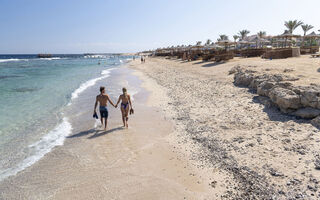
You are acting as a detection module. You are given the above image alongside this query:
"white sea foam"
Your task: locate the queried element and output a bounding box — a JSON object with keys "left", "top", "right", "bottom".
{"left": 0, "top": 117, "right": 72, "bottom": 181}
{"left": 84, "top": 54, "right": 108, "bottom": 59}
{"left": 0, "top": 58, "right": 28, "bottom": 63}
{"left": 101, "top": 68, "right": 114, "bottom": 75}
{"left": 39, "top": 57, "right": 61, "bottom": 60}
{"left": 69, "top": 68, "right": 114, "bottom": 103}
{"left": 119, "top": 80, "right": 139, "bottom": 101}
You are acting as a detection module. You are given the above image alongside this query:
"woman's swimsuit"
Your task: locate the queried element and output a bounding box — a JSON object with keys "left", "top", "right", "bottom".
{"left": 121, "top": 102, "right": 129, "bottom": 110}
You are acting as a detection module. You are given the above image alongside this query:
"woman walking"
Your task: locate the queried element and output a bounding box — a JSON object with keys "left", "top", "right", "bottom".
{"left": 116, "top": 88, "right": 133, "bottom": 128}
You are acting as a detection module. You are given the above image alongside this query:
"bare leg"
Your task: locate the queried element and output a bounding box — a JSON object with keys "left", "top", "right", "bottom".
{"left": 104, "top": 118, "right": 107, "bottom": 130}
{"left": 125, "top": 107, "right": 129, "bottom": 128}
{"left": 121, "top": 107, "right": 126, "bottom": 127}
{"left": 100, "top": 117, "right": 104, "bottom": 128}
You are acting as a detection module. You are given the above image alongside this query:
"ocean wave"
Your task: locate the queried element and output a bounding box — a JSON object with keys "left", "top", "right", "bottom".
{"left": 0, "top": 117, "right": 72, "bottom": 181}
{"left": 0, "top": 58, "right": 28, "bottom": 63}
{"left": 69, "top": 68, "right": 114, "bottom": 102}
{"left": 84, "top": 55, "right": 108, "bottom": 59}
{"left": 101, "top": 68, "right": 114, "bottom": 75}
{"left": 39, "top": 57, "right": 61, "bottom": 60}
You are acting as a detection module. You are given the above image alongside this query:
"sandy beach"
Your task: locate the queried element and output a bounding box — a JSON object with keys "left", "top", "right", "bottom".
{"left": 129, "top": 56, "right": 320, "bottom": 199}
{"left": 0, "top": 66, "right": 215, "bottom": 200}
{"left": 1, "top": 55, "right": 320, "bottom": 199}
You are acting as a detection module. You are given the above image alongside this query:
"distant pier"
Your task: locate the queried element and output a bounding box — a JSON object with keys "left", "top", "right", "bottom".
{"left": 37, "top": 54, "right": 52, "bottom": 58}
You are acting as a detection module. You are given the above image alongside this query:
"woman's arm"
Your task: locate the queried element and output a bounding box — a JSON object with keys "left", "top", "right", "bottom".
{"left": 128, "top": 95, "right": 132, "bottom": 109}
{"left": 115, "top": 95, "right": 121, "bottom": 108}
{"left": 107, "top": 95, "right": 116, "bottom": 107}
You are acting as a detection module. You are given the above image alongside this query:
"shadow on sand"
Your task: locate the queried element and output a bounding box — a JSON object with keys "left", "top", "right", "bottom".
{"left": 252, "top": 95, "right": 314, "bottom": 126}
{"left": 67, "top": 128, "right": 98, "bottom": 138}
{"left": 88, "top": 127, "right": 124, "bottom": 139}
{"left": 201, "top": 61, "right": 225, "bottom": 68}
{"left": 66, "top": 126, "right": 124, "bottom": 139}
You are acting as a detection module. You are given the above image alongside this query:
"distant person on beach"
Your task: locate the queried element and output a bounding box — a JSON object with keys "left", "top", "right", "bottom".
{"left": 141, "top": 56, "right": 143, "bottom": 63}
{"left": 115, "top": 87, "right": 133, "bottom": 128}
{"left": 93, "top": 86, "right": 116, "bottom": 130}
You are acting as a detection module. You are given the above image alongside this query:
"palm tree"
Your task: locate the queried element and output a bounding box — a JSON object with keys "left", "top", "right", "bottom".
{"left": 257, "top": 31, "right": 266, "bottom": 38}
{"left": 205, "top": 39, "right": 212, "bottom": 46}
{"left": 257, "top": 31, "right": 266, "bottom": 48}
{"left": 284, "top": 20, "right": 303, "bottom": 33}
{"left": 217, "top": 35, "right": 228, "bottom": 41}
{"left": 301, "top": 24, "right": 314, "bottom": 36}
{"left": 233, "top": 35, "right": 239, "bottom": 42}
{"left": 233, "top": 35, "right": 239, "bottom": 49}
{"left": 238, "top": 30, "right": 250, "bottom": 40}
{"left": 196, "top": 41, "right": 202, "bottom": 46}
{"left": 301, "top": 24, "right": 314, "bottom": 47}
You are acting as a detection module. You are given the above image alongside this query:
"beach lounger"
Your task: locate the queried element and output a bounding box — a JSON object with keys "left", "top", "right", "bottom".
{"left": 311, "top": 53, "right": 320, "bottom": 58}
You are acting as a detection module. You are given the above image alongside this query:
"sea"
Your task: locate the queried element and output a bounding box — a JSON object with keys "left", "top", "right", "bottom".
{"left": 0, "top": 54, "right": 137, "bottom": 181}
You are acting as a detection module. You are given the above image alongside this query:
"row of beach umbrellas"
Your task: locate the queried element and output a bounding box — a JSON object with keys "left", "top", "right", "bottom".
{"left": 155, "top": 32, "right": 320, "bottom": 52}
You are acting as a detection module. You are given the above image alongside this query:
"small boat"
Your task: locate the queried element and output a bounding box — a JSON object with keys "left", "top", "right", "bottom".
{"left": 38, "top": 54, "right": 52, "bottom": 58}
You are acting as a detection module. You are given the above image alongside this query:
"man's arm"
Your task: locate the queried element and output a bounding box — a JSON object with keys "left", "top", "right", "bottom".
{"left": 94, "top": 96, "right": 98, "bottom": 113}
{"left": 107, "top": 95, "right": 116, "bottom": 107}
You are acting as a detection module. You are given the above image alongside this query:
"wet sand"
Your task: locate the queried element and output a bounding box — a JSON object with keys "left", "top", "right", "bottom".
{"left": 0, "top": 67, "right": 214, "bottom": 199}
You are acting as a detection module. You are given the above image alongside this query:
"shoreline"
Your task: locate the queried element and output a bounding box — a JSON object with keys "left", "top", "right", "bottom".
{"left": 0, "top": 62, "right": 211, "bottom": 199}
{"left": 2, "top": 55, "right": 320, "bottom": 199}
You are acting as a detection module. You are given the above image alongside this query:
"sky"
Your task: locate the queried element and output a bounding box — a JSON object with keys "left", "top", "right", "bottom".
{"left": 1, "top": 0, "right": 320, "bottom": 54}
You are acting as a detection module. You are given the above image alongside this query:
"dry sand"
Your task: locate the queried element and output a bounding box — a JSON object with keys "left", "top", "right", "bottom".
{"left": 129, "top": 55, "right": 320, "bottom": 199}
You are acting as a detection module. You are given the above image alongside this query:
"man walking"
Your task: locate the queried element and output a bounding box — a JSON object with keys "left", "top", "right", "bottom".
{"left": 93, "top": 86, "right": 115, "bottom": 130}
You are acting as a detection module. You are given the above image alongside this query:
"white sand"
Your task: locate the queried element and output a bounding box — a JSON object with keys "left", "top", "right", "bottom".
{"left": 129, "top": 56, "right": 320, "bottom": 199}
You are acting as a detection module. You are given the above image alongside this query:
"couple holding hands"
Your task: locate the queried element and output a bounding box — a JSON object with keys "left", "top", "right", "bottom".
{"left": 94, "top": 86, "right": 133, "bottom": 130}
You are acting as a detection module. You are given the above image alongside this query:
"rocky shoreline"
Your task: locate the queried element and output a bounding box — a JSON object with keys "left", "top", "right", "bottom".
{"left": 231, "top": 65, "right": 320, "bottom": 128}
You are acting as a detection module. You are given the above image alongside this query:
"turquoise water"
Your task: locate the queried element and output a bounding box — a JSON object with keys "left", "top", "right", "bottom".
{"left": 0, "top": 55, "right": 132, "bottom": 180}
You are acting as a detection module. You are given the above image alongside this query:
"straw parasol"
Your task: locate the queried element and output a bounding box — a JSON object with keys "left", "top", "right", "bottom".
{"left": 304, "top": 31, "right": 320, "bottom": 39}
{"left": 273, "top": 33, "right": 301, "bottom": 47}
{"left": 303, "top": 31, "right": 320, "bottom": 47}
{"left": 216, "top": 40, "right": 236, "bottom": 50}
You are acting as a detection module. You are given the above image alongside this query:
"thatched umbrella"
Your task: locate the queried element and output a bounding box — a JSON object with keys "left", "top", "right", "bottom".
{"left": 275, "top": 39, "right": 292, "bottom": 48}
{"left": 249, "top": 37, "right": 271, "bottom": 48}
{"left": 303, "top": 31, "right": 320, "bottom": 47}
{"left": 216, "top": 40, "right": 235, "bottom": 50}
{"left": 273, "top": 33, "right": 301, "bottom": 47}
{"left": 203, "top": 44, "right": 216, "bottom": 50}
{"left": 237, "top": 40, "right": 250, "bottom": 49}
{"left": 304, "top": 31, "right": 320, "bottom": 39}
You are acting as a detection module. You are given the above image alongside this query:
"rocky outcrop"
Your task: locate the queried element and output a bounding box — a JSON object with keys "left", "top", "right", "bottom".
{"left": 311, "top": 116, "right": 320, "bottom": 128}
{"left": 293, "top": 108, "right": 320, "bottom": 119}
{"left": 231, "top": 66, "right": 320, "bottom": 123}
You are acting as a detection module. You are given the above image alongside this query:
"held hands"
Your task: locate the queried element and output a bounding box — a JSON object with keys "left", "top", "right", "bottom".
{"left": 115, "top": 104, "right": 118, "bottom": 108}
